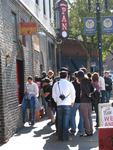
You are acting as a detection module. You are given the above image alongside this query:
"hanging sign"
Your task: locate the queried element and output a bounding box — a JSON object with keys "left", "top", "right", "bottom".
{"left": 84, "top": 17, "right": 96, "bottom": 35}
{"left": 102, "top": 16, "right": 113, "bottom": 34}
{"left": 19, "top": 22, "right": 37, "bottom": 35}
{"left": 58, "top": 0, "right": 68, "bottom": 38}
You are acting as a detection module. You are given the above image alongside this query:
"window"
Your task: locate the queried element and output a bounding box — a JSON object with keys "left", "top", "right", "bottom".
{"left": 21, "top": 19, "right": 26, "bottom": 47}
{"left": 36, "top": 0, "right": 39, "bottom": 5}
{"left": 49, "top": 0, "right": 51, "bottom": 19}
{"left": 11, "top": 12, "right": 17, "bottom": 43}
{"left": 43, "top": 0, "right": 46, "bottom": 15}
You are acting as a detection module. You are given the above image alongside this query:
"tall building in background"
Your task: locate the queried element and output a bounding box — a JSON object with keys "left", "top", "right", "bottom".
{"left": 0, "top": 0, "right": 56, "bottom": 143}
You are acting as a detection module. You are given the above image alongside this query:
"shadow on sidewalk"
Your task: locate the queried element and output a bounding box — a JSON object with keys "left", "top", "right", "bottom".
{"left": 42, "top": 129, "right": 98, "bottom": 150}
{"left": 14, "top": 125, "right": 36, "bottom": 136}
{"left": 33, "top": 124, "right": 55, "bottom": 138}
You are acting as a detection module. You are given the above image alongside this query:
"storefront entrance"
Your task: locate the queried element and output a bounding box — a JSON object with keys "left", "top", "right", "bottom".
{"left": 16, "top": 60, "right": 24, "bottom": 104}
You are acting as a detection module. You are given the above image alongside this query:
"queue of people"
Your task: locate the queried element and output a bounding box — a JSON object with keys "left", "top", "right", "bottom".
{"left": 21, "top": 67, "right": 112, "bottom": 141}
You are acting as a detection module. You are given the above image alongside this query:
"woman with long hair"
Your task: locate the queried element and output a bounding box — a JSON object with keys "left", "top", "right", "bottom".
{"left": 91, "top": 72, "right": 100, "bottom": 127}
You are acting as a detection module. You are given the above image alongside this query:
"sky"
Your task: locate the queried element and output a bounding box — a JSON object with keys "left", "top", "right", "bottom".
{"left": 69, "top": 0, "right": 74, "bottom": 2}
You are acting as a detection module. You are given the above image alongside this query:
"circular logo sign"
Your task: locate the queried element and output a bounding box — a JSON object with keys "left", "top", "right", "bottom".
{"left": 62, "top": 31, "right": 68, "bottom": 38}
{"left": 85, "top": 19, "right": 95, "bottom": 29}
{"left": 103, "top": 18, "right": 112, "bottom": 28}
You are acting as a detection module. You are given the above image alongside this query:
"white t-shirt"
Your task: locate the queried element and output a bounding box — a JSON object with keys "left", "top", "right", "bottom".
{"left": 25, "top": 82, "right": 39, "bottom": 97}
{"left": 99, "top": 76, "right": 105, "bottom": 91}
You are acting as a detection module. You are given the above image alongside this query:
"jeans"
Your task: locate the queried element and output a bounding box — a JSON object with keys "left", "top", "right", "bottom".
{"left": 105, "top": 91, "right": 111, "bottom": 102}
{"left": 70, "top": 103, "right": 84, "bottom": 133}
{"left": 100, "top": 90, "right": 106, "bottom": 103}
{"left": 22, "top": 95, "right": 36, "bottom": 124}
{"left": 57, "top": 105, "right": 71, "bottom": 141}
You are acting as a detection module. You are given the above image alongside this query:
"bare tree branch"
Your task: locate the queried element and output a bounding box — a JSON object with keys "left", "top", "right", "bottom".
{"left": 67, "top": 0, "right": 73, "bottom": 6}
{"left": 108, "top": 49, "right": 113, "bottom": 56}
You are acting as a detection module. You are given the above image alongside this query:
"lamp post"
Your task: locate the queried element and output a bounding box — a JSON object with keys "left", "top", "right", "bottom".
{"left": 56, "top": 38, "right": 62, "bottom": 69}
{"left": 96, "top": 0, "right": 103, "bottom": 76}
{"left": 87, "top": 0, "right": 104, "bottom": 75}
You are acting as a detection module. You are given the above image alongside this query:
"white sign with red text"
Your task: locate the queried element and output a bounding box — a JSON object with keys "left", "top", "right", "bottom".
{"left": 99, "top": 103, "right": 113, "bottom": 127}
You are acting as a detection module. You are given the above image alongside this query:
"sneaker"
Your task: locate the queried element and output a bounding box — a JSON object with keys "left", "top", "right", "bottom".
{"left": 47, "top": 121, "right": 55, "bottom": 126}
{"left": 69, "top": 129, "right": 76, "bottom": 135}
{"left": 94, "top": 124, "right": 99, "bottom": 128}
{"left": 29, "top": 121, "right": 34, "bottom": 126}
{"left": 80, "top": 133, "right": 93, "bottom": 137}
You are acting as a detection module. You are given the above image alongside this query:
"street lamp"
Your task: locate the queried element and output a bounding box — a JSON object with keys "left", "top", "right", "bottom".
{"left": 87, "top": 0, "right": 109, "bottom": 75}
{"left": 96, "top": 0, "right": 103, "bottom": 76}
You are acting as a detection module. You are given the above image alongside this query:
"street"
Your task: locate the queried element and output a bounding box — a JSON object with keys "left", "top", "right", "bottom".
{"left": 0, "top": 112, "right": 98, "bottom": 150}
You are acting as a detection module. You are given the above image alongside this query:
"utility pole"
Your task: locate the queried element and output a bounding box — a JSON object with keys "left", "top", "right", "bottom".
{"left": 96, "top": 0, "right": 103, "bottom": 76}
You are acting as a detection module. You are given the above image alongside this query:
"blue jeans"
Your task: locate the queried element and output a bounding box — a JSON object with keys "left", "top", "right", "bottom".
{"left": 22, "top": 95, "right": 36, "bottom": 124}
{"left": 57, "top": 105, "right": 71, "bottom": 141}
{"left": 70, "top": 103, "right": 84, "bottom": 133}
{"left": 100, "top": 90, "right": 106, "bottom": 103}
{"left": 105, "top": 91, "right": 111, "bottom": 102}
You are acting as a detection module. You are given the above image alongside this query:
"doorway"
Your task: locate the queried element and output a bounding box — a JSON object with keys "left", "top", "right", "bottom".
{"left": 16, "top": 60, "right": 24, "bottom": 104}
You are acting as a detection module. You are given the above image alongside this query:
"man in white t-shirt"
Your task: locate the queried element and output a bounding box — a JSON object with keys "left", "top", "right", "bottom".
{"left": 52, "top": 71, "right": 75, "bottom": 141}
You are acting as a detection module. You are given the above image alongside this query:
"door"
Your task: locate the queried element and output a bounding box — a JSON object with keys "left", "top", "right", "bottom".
{"left": 16, "top": 60, "right": 24, "bottom": 104}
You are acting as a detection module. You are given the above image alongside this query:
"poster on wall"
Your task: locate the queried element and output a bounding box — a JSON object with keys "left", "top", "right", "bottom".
{"left": 32, "top": 35, "right": 40, "bottom": 52}
{"left": 99, "top": 103, "right": 113, "bottom": 127}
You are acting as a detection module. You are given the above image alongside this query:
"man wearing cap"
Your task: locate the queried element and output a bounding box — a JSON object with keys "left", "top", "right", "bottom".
{"left": 52, "top": 70, "right": 75, "bottom": 141}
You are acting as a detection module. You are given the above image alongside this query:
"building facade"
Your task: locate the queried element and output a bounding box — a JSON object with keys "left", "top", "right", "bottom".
{"left": 57, "top": 39, "right": 98, "bottom": 73}
{"left": 0, "top": 0, "right": 56, "bottom": 143}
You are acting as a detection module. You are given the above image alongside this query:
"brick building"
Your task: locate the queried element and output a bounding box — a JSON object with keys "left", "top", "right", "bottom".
{"left": 0, "top": 0, "right": 56, "bottom": 143}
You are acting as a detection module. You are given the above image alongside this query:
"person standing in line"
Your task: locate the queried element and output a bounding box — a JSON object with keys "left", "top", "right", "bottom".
{"left": 80, "top": 67, "right": 88, "bottom": 78}
{"left": 35, "top": 76, "right": 43, "bottom": 120}
{"left": 87, "top": 72, "right": 92, "bottom": 82}
{"left": 69, "top": 72, "right": 84, "bottom": 135}
{"left": 22, "top": 76, "right": 39, "bottom": 125}
{"left": 91, "top": 72, "right": 100, "bottom": 127}
{"left": 104, "top": 71, "right": 112, "bottom": 103}
{"left": 42, "top": 78, "right": 55, "bottom": 125}
{"left": 41, "top": 71, "right": 47, "bottom": 113}
{"left": 41, "top": 71, "right": 47, "bottom": 80}
{"left": 77, "top": 70, "right": 94, "bottom": 136}
{"left": 99, "top": 75, "right": 106, "bottom": 103}
{"left": 48, "top": 70, "right": 54, "bottom": 85}
{"left": 52, "top": 71, "right": 75, "bottom": 141}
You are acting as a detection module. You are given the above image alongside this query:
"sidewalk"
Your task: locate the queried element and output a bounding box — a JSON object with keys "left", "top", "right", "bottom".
{"left": 0, "top": 112, "right": 98, "bottom": 150}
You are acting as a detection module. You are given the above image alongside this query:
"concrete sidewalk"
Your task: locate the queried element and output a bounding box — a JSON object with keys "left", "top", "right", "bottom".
{"left": 0, "top": 112, "right": 98, "bottom": 150}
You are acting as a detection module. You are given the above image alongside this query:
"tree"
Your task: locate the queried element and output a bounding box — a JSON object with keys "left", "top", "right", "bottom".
{"left": 69, "top": 0, "right": 113, "bottom": 68}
